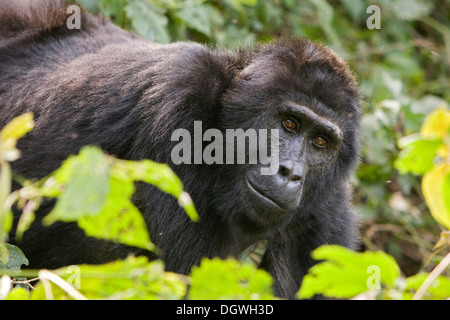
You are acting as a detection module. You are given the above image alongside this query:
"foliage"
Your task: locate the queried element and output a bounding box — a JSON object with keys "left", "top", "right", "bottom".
{"left": 189, "top": 258, "right": 275, "bottom": 300}
{"left": 0, "top": 0, "right": 449, "bottom": 300}
{"left": 30, "top": 258, "right": 187, "bottom": 300}
{"left": 0, "top": 115, "right": 274, "bottom": 300}
{"left": 298, "top": 245, "right": 450, "bottom": 300}
{"left": 396, "top": 107, "right": 450, "bottom": 230}
{"left": 298, "top": 245, "right": 400, "bottom": 299}
{"left": 0, "top": 113, "right": 35, "bottom": 243}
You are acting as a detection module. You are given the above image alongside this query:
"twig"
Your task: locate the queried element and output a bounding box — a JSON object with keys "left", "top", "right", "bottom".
{"left": 412, "top": 252, "right": 450, "bottom": 300}
{"left": 11, "top": 276, "right": 39, "bottom": 290}
{"left": 38, "top": 269, "right": 88, "bottom": 300}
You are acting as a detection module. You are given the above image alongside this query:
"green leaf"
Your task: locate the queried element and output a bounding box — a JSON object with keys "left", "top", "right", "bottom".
{"left": 0, "top": 244, "right": 29, "bottom": 271}
{"left": 43, "top": 146, "right": 111, "bottom": 225}
{"left": 5, "top": 287, "right": 29, "bottom": 300}
{"left": 404, "top": 272, "right": 450, "bottom": 300}
{"left": 298, "top": 245, "right": 400, "bottom": 299}
{"left": 0, "top": 113, "right": 34, "bottom": 145}
{"left": 394, "top": 135, "right": 442, "bottom": 175}
{"left": 308, "top": 0, "right": 342, "bottom": 51}
{"left": 114, "top": 159, "right": 199, "bottom": 222}
{"left": 0, "top": 162, "right": 12, "bottom": 242}
{"left": 125, "top": 0, "right": 170, "bottom": 43}
{"left": 176, "top": 4, "right": 220, "bottom": 38}
{"left": 97, "top": 0, "right": 129, "bottom": 26}
{"left": 234, "top": 0, "right": 257, "bottom": 6}
{"left": 40, "top": 146, "right": 197, "bottom": 250}
{"left": 42, "top": 146, "right": 153, "bottom": 251}
{"left": 0, "top": 113, "right": 34, "bottom": 162}
{"left": 31, "top": 257, "right": 187, "bottom": 300}
{"left": 341, "top": 0, "right": 365, "bottom": 23}
{"left": 0, "top": 245, "right": 8, "bottom": 265}
{"left": 78, "top": 175, "right": 153, "bottom": 251}
{"left": 189, "top": 258, "right": 275, "bottom": 300}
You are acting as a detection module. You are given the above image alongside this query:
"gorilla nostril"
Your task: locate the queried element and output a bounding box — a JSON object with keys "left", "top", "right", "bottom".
{"left": 279, "top": 166, "right": 291, "bottom": 177}
{"left": 291, "top": 174, "right": 302, "bottom": 182}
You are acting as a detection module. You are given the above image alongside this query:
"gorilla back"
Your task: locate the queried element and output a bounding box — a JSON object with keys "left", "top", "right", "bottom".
{"left": 0, "top": 0, "right": 361, "bottom": 299}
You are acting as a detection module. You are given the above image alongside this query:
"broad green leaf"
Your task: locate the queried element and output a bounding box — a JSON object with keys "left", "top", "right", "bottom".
{"left": 41, "top": 146, "right": 197, "bottom": 250}
{"left": 395, "top": 136, "right": 442, "bottom": 175}
{"left": 42, "top": 147, "right": 153, "bottom": 251}
{"left": 43, "top": 146, "right": 111, "bottom": 225}
{"left": 189, "top": 258, "right": 275, "bottom": 300}
{"left": 0, "top": 244, "right": 29, "bottom": 271}
{"left": 78, "top": 175, "right": 153, "bottom": 251}
{"left": 422, "top": 163, "right": 450, "bottom": 230}
{"left": 114, "top": 159, "right": 199, "bottom": 222}
{"left": 115, "top": 159, "right": 183, "bottom": 198}
{"left": 298, "top": 245, "right": 400, "bottom": 299}
{"left": 125, "top": 0, "right": 170, "bottom": 43}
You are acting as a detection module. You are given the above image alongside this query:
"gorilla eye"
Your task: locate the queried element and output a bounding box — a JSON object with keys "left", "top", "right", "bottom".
{"left": 312, "top": 136, "right": 328, "bottom": 148}
{"left": 282, "top": 118, "right": 297, "bottom": 131}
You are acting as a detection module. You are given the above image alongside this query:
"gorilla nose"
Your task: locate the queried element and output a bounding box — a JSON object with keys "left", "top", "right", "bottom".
{"left": 277, "top": 160, "right": 303, "bottom": 183}
{"left": 270, "top": 160, "right": 304, "bottom": 207}
{"left": 246, "top": 160, "right": 305, "bottom": 211}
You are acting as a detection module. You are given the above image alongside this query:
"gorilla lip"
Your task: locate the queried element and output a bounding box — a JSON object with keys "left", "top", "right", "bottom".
{"left": 245, "top": 177, "right": 288, "bottom": 211}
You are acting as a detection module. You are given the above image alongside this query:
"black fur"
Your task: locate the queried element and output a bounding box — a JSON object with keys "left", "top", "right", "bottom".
{"left": 0, "top": 0, "right": 361, "bottom": 299}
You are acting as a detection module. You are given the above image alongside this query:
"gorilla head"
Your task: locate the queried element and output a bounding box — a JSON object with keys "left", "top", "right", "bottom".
{"left": 211, "top": 39, "right": 360, "bottom": 232}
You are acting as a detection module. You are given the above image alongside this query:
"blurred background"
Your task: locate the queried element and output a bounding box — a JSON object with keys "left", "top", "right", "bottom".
{"left": 74, "top": 0, "right": 450, "bottom": 278}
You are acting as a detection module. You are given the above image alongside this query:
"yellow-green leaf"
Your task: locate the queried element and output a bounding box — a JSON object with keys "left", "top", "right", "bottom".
{"left": 422, "top": 163, "right": 450, "bottom": 229}
{"left": 0, "top": 113, "right": 35, "bottom": 162}
{"left": 420, "top": 107, "right": 450, "bottom": 139}
{"left": 298, "top": 245, "right": 400, "bottom": 299}
{"left": 0, "top": 113, "right": 34, "bottom": 144}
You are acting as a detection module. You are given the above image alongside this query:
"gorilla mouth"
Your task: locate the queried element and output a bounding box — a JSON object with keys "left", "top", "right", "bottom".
{"left": 245, "top": 177, "right": 288, "bottom": 211}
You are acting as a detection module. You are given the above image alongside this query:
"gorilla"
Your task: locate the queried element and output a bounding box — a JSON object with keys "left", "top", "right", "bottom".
{"left": 0, "top": 0, "right": 361, "bottom": 299}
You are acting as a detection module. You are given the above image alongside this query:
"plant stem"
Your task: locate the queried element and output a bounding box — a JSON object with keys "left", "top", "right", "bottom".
{"left": 412, "top": 251, "right": 450, "bottom": 300}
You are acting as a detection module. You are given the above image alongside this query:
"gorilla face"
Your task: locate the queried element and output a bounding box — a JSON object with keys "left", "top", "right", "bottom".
{"left": 216, "top": 41, "right": 360, "bottom": 228}
{"left": 245, "top": 101, "right": 343, "bottom": 211}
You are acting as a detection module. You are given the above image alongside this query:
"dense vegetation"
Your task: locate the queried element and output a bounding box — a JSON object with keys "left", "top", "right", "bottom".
{"left": 0, "top": 0, "right": 449, "bottom": 299}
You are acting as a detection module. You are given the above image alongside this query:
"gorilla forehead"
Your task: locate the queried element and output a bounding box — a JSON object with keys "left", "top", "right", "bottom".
{"left": 229, "top": 39, "right": 360, "bottom": 118}
{"left": 240, "top": 39, "right": 356, "bottom": 85}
